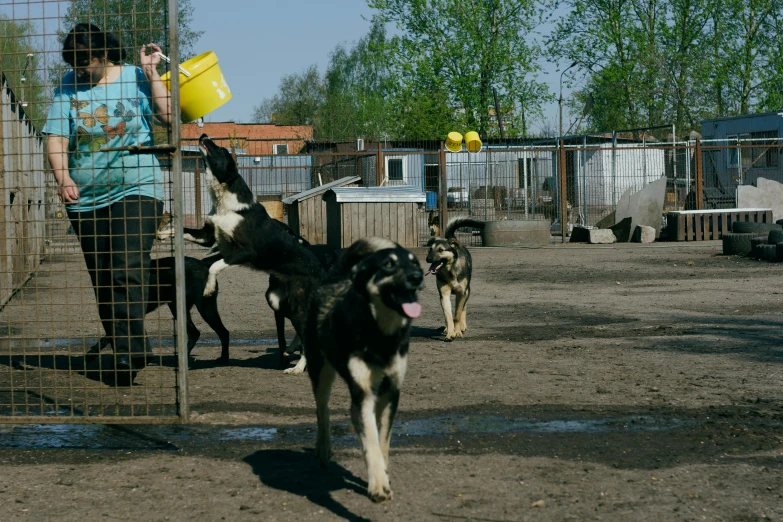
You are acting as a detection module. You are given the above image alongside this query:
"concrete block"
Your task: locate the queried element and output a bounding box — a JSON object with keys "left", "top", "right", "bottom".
{"left": 588, "top": 229, "right": 617, "bottom": 244}
{"left": 609, "top": 217, "right": 633, "bottom": 242}
{"left": 570, "top": 226, "right": 591, "bottom": 243}
{"left": 737, "top": 177, "right": 783, "bottom": 222}
{"left": 484, "top": 220, "right": 550, "bottom": 247}
{"left": 615, "top": 176, "right": 667, "bottom": 238}
{"left": 632, "top": 225, "right": 656, "bottom": 243}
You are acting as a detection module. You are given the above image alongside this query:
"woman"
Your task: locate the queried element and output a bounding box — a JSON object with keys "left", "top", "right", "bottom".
{"left": 43, "top": 23, "right": 172, "bottom": 385}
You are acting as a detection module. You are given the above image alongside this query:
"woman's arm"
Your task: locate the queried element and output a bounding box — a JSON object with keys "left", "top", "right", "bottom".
{"left": 139, "top": 43, "right": 172, "bottom": 125}
{"left": 47, "top": 135, "right": 79, "bottom": 203}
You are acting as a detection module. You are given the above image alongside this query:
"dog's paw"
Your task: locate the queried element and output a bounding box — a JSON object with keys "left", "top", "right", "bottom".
{"left": 283, "top": 357, "right": 307, "bottom": 375}
{"left": 444, "top": 328, "right": 457, "bottom": 341}
{"left": 203, "top": 276, "right": 217, "bottom": 297}
{"left": 315, "top": 441, "right": 332, "bottom": 466}
{"left": 367, "top": 475, "right": 393, "bottom": 503}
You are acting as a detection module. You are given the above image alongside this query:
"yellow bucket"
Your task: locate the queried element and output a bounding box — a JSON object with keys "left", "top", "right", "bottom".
{"left": 161, "top": 51, "right": 232, "bottom": 123}
{"left": 445, "top": 131, "right": 463, "bottom": 152}
{"left": 465, "top": 131, "right": 482, "bottom": 153}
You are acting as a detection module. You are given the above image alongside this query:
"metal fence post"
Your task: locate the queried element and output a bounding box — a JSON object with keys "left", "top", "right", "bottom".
{"left": 695, "top": 138, "right": 703, "bottom": 210}
{"left": 168, "top": 0, "right": 189, "bottom": 422}
{"left": 438, "top": 142, "right": 448, "bottom": 233}
{"left": 558, "top": 139, "right": 568, "bottom": 243}
{"left": 376, "top": 142, "right": 384, "bottom": 186}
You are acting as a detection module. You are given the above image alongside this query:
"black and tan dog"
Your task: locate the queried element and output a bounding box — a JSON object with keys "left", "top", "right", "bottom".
{"left": 304, "top": 237, "right": 424, "bottom": 502}
{"left": 266, "top": 242, "right": 340, "bottom": 374}
{"left": 427, "top": 210, "right": 440, "bottom": 236}
{"left": 426, "top": 217, "right": 485, "bottom": 341}
{"left": 86, "top": 256, "right": 231, "bottom": 365}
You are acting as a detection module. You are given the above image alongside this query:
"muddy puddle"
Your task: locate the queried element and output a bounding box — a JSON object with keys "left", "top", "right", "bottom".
{"left": 0, "top": 414, "right": 698, "bottom": 451}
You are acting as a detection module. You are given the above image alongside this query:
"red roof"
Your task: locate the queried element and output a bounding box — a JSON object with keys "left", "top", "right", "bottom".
{"left": 180, "top": 122, "right": 313, "bottom": 155}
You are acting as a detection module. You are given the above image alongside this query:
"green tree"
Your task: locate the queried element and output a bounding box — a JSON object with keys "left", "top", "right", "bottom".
{"left": 370, "top": 0, "right": 547, "bottom": 139}
{"left": 0, "top": 16, "right": 49, "bottom": 128}
{"left": 63, "top": 0, "right": 202, "bottom": 61}
{"left": 251, "top": 65, "right": 324, "bottom": 127}
{"left": 318, "top": 21, "right": 397, "bottom": 141}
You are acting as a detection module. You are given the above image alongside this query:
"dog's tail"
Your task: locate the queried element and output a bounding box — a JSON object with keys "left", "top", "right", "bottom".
{"left": 444, "top": 217, "right": 486, "bottom": 240}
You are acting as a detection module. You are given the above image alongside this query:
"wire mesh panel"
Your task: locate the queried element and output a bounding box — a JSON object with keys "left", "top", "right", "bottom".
{"left": 0, "top": 0, "right": 185, "bottom": 422}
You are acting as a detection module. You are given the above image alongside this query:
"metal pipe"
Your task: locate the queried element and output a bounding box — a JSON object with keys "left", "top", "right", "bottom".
{"left": 169, "top": 0, "right": 189, "bottom": 423}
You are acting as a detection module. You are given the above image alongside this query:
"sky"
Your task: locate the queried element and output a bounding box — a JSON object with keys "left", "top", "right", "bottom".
{"left": 186, "top": 0, "right": 570, "bottom": 134}
{"left": 0, "top": 0, "right": 573, "bottom": 134}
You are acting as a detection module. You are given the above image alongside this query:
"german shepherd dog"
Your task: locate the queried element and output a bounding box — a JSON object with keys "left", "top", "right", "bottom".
{"left": 86, "top": 256, "right": 231, "bottom": 365}
{"left": 427, "top": 210, "right": 440, "bottom": 236}
{"left": 426, "top": 217, "right": 485, "bottom": 341}
{"left": 304, "top": 237, "right": 424, "bottom": 502}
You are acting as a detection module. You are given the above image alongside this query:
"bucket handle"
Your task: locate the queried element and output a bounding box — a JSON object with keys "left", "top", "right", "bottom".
{"left": 154, "top": 52, "right": 191, "bottom": 77}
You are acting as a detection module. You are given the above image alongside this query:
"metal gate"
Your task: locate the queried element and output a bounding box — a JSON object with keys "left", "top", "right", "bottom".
{"left": 0, "top": 0, "right": 188, "bottom": 423}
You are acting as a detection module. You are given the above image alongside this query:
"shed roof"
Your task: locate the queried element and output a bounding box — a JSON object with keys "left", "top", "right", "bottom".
{"left": 325, "top": 185, "right": 426, "bottom": 203}
{"left": 282, "top": 176, "right": 362, "bottom": 205}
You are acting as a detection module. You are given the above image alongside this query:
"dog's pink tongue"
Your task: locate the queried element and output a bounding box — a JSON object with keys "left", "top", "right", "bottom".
{"left": 402, "top": 302, "right": 422, "bottom": 319}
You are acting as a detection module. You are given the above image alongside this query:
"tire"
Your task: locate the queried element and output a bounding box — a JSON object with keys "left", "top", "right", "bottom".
{"left": 759, "top": 244, "right": 778, "bottom": 261}
{"left": 751, "top": 237, "right": 768, "bottom": 258}
{"left": 776, "top": 219, "right": 783, "bottom": 226}
{"left": 722, "top": 232, "right": 758, "bottom": 256}
{"left": 769, "top": 229, "right": 783, "bottom": 244}
{"left": 731, "top": 221, "right": 782, "bottom": 234}
{"left": 776, "top": 243, "right": 783, "bottom": 262}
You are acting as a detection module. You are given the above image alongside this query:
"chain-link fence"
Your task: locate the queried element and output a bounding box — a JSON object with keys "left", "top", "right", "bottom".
{"left": 1, "top": 0, "right": 186, "bottom": 422}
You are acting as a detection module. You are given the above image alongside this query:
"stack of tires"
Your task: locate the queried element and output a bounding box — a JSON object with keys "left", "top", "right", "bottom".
{"left": 723, "top": 220, "right": 783, "bottom": 261}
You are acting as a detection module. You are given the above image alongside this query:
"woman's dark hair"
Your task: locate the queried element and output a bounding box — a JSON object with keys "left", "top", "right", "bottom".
{"left": 62, "top": 23, "right": 126, "bottom": 66}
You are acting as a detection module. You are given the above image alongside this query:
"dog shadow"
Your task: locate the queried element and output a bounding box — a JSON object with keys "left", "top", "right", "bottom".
{"left": 0, "top": 353, "right": 138, "bottom": 387}
{"left": 410, "top": 325, "right": 450, "bottom": 341}
{"left": 243, "top": 448, "right": 371, "bottom": 522}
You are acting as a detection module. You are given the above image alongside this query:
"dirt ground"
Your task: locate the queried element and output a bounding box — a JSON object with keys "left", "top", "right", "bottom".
{"left": 0, "top": 241, "right": 782, "bottom": 521}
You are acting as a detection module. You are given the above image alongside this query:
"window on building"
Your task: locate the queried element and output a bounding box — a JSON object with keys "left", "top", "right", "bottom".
{"left": 388, "top": 158, "right": 404, "bottom": 181}
{"left": 750, "top": 131, "right": 778, "bottom": 168}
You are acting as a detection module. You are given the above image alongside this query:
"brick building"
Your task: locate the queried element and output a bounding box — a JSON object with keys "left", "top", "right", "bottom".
{"left": 179, "top": 122, "right": 313, "bottom": 155}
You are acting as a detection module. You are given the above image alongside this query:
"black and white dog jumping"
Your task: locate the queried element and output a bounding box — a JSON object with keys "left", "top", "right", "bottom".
{"left": 183, "top": 134, "right": 329, "bottom": 368}
{"left": 304, "top": 237, "right": 424, "bottom": 502}
{"left": 183, "top": 135, "right": 325, "bottom": 295}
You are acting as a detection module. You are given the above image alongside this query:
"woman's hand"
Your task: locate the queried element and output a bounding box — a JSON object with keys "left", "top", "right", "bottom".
{"left": 58, "top": 176, "right": 79, "bottom": 203}
{"left": 139, "top": 43, "right": 172, "bottom": 125}
{"left": 140, "top": 43, "right": 163, "bottom": 74}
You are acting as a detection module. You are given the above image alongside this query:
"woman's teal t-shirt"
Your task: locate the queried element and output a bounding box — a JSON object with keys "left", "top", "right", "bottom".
{"left": 42, "top": 65, "right": 165, "bottom": 212}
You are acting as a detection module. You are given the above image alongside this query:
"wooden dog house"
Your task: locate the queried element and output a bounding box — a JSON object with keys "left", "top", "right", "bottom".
{"left": 324, "top": 186, "right": 426, "bottom": 248}
{"left": 282, "top": 176, "right": 361, "bottom": 244}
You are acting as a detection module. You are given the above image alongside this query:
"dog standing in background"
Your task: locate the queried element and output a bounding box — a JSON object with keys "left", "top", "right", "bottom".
{"left": 304, "top": 237, "right": 424, "bottom": 502}
{"left": 426, "top": 217, "right": 485, "bottom": 341}
{"left": 427, "top": 211, "right": 440, "bottom": 237}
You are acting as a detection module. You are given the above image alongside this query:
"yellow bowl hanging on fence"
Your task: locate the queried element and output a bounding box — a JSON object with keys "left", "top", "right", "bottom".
{"left": 161, "top": 51, "right": 232, "bottom": 123}
{"left": 445, "top": 131, "right": 463, "bottom": 152}
{"left": 464, "top": 131, "right": 482, "bottom": 153}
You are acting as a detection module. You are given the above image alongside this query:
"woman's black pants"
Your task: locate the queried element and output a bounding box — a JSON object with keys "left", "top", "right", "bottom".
{"left": 69, "top": 196, "right": 163, "bottom": 366}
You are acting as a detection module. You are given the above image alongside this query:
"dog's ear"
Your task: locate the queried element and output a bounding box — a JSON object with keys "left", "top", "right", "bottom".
{"left": 448, "top": 237, "right": 460, "bottom": 250}
{"left": 350, "top": 257, "right": 375, "bottom": 291}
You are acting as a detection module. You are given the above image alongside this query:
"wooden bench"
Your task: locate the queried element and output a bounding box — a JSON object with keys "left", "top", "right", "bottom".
{"left": 666, "top": 208, "right": 774, "bottom": 241}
